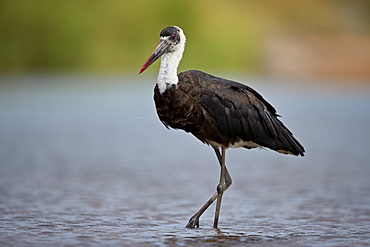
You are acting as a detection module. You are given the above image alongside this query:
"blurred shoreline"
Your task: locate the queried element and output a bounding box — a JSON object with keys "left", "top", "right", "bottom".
{"left": 1, "top": 1, "right": 369, "bottom": 81}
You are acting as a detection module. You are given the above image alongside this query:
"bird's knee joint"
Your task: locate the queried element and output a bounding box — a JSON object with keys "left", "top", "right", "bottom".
{"left": 217, "top": 179, "right": 232, "bottom": 193}
{"left": 216, "top": 183, "right": 226, "bottom": 193}
{"left": 226, "top": 179, "right": 232, "bottom": 188}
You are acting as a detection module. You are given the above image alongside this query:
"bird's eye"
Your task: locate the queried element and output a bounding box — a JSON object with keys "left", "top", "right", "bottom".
{"left": 171, "top": 35, "right": 176, "bottom": 39}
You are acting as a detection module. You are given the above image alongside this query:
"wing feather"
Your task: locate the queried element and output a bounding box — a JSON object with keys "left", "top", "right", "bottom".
{"left": 200, "top": 80, "right": 304, "bottom": 156}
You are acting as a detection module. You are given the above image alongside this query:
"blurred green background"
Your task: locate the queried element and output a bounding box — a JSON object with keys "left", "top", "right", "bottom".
{"left": 1, "top": 0, "right": 369, "bottom": 80}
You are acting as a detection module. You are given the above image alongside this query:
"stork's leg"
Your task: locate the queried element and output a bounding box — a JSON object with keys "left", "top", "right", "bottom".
{"left": 186, "top": 191, "right": 218, "bottom": 228}
{"left": 186, "top": 147, "right": 232, "bottom": 228}
{"left": 213, "top": 147, "right": 232, "bottom": 228}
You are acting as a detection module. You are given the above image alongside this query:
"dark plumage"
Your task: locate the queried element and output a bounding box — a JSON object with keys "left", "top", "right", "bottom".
{"left": 155, "top": 70, "right": 304, "bottom": 156}
{"left": 139, "top": 26, "right": 304, "bottom": 229}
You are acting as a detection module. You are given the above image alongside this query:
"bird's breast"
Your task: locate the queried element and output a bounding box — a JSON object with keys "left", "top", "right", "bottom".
{"left": 153, "top": 76, "right": 232, "bottom": 148}
{"left": 154, "top": 82, "right": 203, "bottom": 131}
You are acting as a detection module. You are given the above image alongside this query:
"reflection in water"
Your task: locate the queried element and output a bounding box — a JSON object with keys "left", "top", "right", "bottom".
{"left": 0, "top": 75, "right": 369, "bottom": 246}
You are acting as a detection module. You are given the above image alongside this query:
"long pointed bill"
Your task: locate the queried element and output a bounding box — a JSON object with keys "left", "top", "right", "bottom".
{"left": 138, "top": 40, "right": 169, "bottom": 74}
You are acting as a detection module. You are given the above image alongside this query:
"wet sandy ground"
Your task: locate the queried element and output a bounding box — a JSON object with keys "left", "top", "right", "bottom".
{"left": 0, "top": 75, "right": 369, "bottom": 246}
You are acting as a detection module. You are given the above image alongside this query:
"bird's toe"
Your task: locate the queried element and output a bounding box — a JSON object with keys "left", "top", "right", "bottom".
{"left": 186, "top": 216, "right": 199, "bottom": 228}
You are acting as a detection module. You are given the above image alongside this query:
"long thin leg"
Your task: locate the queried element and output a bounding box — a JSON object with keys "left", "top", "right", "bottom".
{"left": 213, "top": 147, "right": 230, "bottom": 228}
{"left": 186, "top": 147, "right": 232, "bottom": 228}
{"left": 186, "top": 191, "right": 218, "bottom": 228}
{"left": 214, "top": 147, "right": 232, "bottom": 188}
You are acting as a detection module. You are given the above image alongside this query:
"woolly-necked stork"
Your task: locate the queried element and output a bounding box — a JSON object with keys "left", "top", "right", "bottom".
{"left": 138, "top": 26, "right": 304, "bottom": 228}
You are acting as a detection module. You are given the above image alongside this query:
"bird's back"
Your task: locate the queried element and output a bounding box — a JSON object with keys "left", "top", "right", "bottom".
{"left": 154, "top": 70, "right": 305, "bottom": 156}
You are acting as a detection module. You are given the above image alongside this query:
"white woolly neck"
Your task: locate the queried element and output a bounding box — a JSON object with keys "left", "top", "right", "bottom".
{"left": 157, "top": 27, "right": 186, "bottom": 94}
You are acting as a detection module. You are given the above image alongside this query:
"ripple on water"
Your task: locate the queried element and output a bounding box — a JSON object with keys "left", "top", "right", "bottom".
{"left": 0, "top": 77, "right": 369, "bottom": 246}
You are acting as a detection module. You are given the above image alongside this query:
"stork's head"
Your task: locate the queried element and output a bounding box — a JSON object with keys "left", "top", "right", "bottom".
{"left": 138, "top": 26, "right": 186, "bottom": 74}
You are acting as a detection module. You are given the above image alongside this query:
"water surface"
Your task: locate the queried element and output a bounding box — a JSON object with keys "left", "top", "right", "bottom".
{"left": 0, "top": 75, "right": 369, "bottom": 246}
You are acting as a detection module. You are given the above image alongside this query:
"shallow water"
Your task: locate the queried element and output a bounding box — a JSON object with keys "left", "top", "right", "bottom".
{"left": 0, "top": 75, "right": 369, "bottom": 246}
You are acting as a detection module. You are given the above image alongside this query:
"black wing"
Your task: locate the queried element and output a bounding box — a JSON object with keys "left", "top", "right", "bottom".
{"left": 199, "top": 77, "right": 305, "bottom": 156}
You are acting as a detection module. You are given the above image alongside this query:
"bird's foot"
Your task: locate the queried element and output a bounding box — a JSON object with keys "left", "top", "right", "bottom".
{"left": 186, "top": 215, "right": 200, "bottom": 228}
